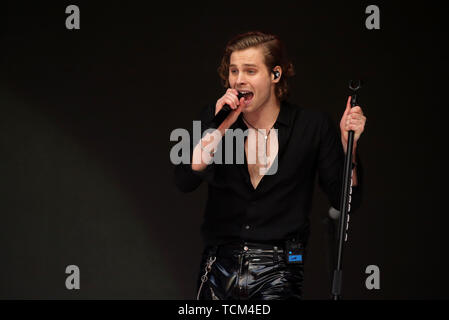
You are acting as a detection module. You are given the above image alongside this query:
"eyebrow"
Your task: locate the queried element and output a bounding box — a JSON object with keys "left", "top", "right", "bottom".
{"left": 229, "top": 64, "right": 258, "bottom": 68}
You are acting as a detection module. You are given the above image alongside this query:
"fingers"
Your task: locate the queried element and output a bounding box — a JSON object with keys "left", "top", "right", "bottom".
{"left": 218, "top": 89, "right": 240, "bottom": 110}
{"left": 345, "top": 96, "right": 365, "bottom": 115}
{"left": 345, "top": 124, "right": 364, "bottom": 133}
{"left": 346, "top": 116, "right": 365, "bottom": 125}
{"left": 342, "top": 97, "right": 366, "bottom": 137}
{"left": 222, "top": 96, "right": 238, "bottom": 109}
{"left": 347, "top": 110, "right": 366, "bottom": 124}
{"left": 237, "top": 97, "right": 246, "bottom": 111}
{"left": 345, "top": 117, "right": 365, "bottom": 132}
{"left": 216, "top": 96, "right": 236, "bottom": 112}
{"left": 227, "top": 88, "right": 239, "bottom": 96}
{"left": 215, "top": 89, "right": 246, "bottom": 117}
{"left": 346, "top": 105, "right": 365, "bottom": 123}
{"left": 344, "top": 120, "right": 363, "bottom": 130}
{"left": 227, "top": 88, "right": 240, "bottom": 108}
{"left": 225, "top": 97, "right": 247, "bottom": 124}
{"left": 349, "top": 106, "right": 363, "bottom": 115}
{"left": 347, "top": 114, "right": 364, "bottom": 121}
{"left": 229, "top": 93, "right": 240, "bottom": 109}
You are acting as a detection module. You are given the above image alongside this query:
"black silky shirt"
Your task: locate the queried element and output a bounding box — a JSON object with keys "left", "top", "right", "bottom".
{"left": 174, "top": 101, "right": 363, "bottom": 247}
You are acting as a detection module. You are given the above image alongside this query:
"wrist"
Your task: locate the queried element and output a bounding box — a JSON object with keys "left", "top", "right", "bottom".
{"left": 218, "top": 123, "right": 230, "bottom": 136}
{"left": 342, "top": 140, "right": 357, "bottom": 154}
{"left": 200, "top": 142, "right": 216, "bottom": 158}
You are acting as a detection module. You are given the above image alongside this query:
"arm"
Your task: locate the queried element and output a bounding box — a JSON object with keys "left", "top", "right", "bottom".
{"left": 173, "top": 104, "right": 217, "bottom": 193}
{"left": 317, "top": 113, "right": 364, "bottom": 213}
{"left": 173, "top": 89, "right": 247, "bottom": 192}
{"left": 191, "top": 90, "right": 248, "bottom": 172}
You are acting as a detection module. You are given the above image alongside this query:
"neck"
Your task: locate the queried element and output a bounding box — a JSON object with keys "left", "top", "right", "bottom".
{"left": 243, "top": 94, "right": 281, "bottom": 130}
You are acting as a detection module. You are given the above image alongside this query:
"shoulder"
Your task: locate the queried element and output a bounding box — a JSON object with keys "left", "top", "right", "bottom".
{"left": 283, "top": 101, "right": 331, "bottom": 126}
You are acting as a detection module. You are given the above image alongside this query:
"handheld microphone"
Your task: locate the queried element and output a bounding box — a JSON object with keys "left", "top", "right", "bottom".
{"left": 208, "top": 91, "right": 244, "bottom": 129}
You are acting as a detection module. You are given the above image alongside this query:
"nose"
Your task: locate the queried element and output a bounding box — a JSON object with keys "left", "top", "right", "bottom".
{"left": 236, "top": 72, "right": 247, "bottom": 86}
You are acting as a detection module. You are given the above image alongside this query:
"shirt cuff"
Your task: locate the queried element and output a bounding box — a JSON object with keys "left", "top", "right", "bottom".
{"left": 191, "top": 162, "right": 216, "bottom": 182}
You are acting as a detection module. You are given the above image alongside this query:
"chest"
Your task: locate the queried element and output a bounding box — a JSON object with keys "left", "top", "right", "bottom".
{"left": 244, "top": 129, "right": 279, "bottom": 189}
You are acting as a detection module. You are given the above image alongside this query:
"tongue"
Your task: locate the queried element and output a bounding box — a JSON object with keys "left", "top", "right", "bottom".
{"left": 243, "top": 92, "right": 254, "bottom": 101}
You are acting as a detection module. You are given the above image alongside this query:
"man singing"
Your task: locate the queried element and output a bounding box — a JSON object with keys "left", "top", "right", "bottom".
{"left": 174, "top": 31, "right": 366, "bottom": 300}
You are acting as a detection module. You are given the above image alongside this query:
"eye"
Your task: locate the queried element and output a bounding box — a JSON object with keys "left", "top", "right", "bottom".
{"left": 247, "top": 69, "right": 256, "bottom": 74}
{"left": 230, "top": 69, "right": 238, "bottom": 75}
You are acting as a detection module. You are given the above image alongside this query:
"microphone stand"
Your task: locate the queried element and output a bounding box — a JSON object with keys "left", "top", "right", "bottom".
{"left": 331, "top": 80, "right": 362, "bottom": 300}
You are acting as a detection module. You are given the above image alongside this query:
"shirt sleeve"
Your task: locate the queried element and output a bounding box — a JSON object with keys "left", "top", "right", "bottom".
{"left": 173, "top": 104, "right": 218, "bottom": 193}
{"left": 317, "top": 112, "right": 364, "bottom": 213}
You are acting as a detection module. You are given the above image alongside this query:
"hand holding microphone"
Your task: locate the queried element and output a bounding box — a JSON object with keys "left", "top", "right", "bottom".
{"left": 192, "top": 89, "right": 246, "bottom": 172}
{"left": 210, "top": 89, "right": 246, "bottom": 129}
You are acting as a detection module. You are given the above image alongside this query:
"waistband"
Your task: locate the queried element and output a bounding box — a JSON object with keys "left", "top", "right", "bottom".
{"left": 206, "top": 240, "right": 304, "bottom": 257}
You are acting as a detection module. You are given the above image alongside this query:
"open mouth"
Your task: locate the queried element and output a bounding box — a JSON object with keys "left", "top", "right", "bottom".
{"left": 239, "top": 91, "right": 254, "bottom": 104}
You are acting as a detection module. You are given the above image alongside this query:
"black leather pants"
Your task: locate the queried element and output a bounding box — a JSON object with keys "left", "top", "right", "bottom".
{"left": 196, "top": 241, "right": 304, "bottom": 300}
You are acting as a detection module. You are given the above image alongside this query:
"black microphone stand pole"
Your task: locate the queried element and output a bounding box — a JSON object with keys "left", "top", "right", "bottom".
{"left": 331, "top": 80, "right": 362, "bottom": 300}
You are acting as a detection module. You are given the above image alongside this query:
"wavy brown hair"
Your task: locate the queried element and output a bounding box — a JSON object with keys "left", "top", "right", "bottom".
{"left": 217, "top": 31, "right": 295, "bottom": 101}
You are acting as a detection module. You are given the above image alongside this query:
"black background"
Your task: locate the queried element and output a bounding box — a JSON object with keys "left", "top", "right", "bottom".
{"left": 0, "top": 1, "right": 447, "bottom": 299}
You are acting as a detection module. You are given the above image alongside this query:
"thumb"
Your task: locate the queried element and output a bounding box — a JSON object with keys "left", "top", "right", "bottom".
{"left": 343, "top": 96, "right": 352, "bottom": 116}
{"left": 236, "top": 97, "right": 247, "bottom": 113}
{"left": 227, "top": 97, "right": 246, "bottom": 123}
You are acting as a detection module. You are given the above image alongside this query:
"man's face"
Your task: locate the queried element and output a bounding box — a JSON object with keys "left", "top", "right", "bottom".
{"left": 228, "top": 47, "right": 275, "bottom": 113}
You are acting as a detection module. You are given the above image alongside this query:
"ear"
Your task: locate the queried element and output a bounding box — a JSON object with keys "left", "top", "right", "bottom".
{"left": 272, "top": 66, "right": 282, "bottom": 83}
